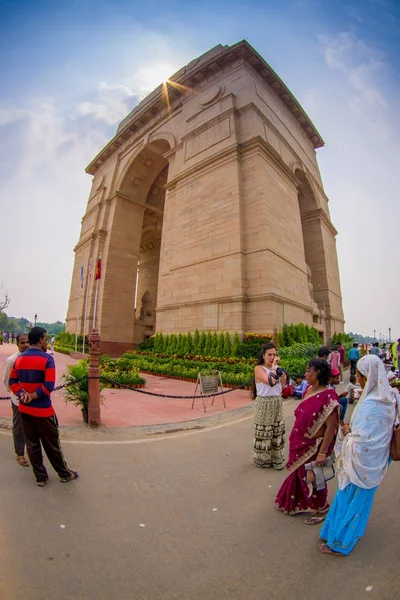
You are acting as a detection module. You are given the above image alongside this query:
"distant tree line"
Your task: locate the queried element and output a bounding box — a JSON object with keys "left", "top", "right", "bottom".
{"left": 0, "top": 312, "right": 65, "bottom": 336}
{"left": 348, "top": 332, "right": 380, "bottom": 344}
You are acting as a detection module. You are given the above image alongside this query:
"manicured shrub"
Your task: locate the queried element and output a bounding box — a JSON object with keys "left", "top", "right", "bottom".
{"left": 199, "top": 332, "right": 206, "bottom": 354}
{"left": 216, "top": 332, "right": 225, "bottom": 357}
{"left": 232, "top": 332, "right": 240, "bottom": 357}
{"left": 193, "top": 329, "right": 200, "bottom": 354}
{"left": 181, "top": 333, "right": 188, "bottom": 355}
{"left": 212, "top": 332, "right": 218, "bottom": 354}
{"left": 177, "top": 333, "right": 183, "bottom": 354}
{"left": 186, "top": 332, "right": 193, "bottom": 355}
{"left": 204, "top": 332, "right": 213, "bottom": 355}
{"left": 224, "top": 332, "right": 232, "bottom": 357}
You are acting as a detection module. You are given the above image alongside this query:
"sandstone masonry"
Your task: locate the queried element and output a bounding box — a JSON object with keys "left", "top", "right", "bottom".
{"left": 66, "top": 40, "right": 344, "bottom": 355}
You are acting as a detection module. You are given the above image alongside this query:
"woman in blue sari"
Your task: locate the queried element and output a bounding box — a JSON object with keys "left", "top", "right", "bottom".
{"left": 319, "top": 354, "right": 397, "bottom": 556}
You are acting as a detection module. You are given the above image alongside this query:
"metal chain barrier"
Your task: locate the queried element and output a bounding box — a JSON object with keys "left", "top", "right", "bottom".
{"left": 0, "top": 376, "right": 89, "bottom": 401}
{"left": 96, "top": 375, "right": 253, "bottom": 400}
{"left": 0, "top": 375, "right": 252, "bottom": 401}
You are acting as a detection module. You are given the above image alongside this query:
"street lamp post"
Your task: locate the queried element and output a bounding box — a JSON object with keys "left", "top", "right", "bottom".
{"left": 389, "top": 328, "right": 391, "bottom": 343}
{"left": 373, "top": 329, "right": 376, "bottom": 341}
{"left": 34, "top": 314, "right": 37, "bottom": 326}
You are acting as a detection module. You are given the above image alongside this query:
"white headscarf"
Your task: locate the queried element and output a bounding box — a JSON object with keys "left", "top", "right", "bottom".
{"left": 338, "top": 355, "right": 396, "bottom": 490}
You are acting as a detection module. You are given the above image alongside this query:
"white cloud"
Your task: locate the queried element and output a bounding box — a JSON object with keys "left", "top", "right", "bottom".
{"left": 320, "top": 31, "right": 387, "bottom": 110}
{"left": 0, "top": 37, "right": 186, "bottom": 322}
{"left": 75, "top": 81, "right": 138, "bottom": 124}
{"left": 0, "top": 108, "right": 29, "bottom": 125}
{"left": 309, "top": 30, "right": 400, "bottom": 335}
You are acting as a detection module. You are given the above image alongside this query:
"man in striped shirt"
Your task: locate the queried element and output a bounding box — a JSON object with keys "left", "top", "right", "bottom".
{"left": 9, "top": 326, "right": 78, "bottom": 487}
{"left": 3, "top": 333, "right": 30, "bottom": 467}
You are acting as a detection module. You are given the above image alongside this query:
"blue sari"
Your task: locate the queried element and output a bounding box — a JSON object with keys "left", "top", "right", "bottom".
{"left": 320, "top": 484, "right": 377, "bottom": 555}
{"left": 320, "top": 355, "right": 396, "bottom": 556}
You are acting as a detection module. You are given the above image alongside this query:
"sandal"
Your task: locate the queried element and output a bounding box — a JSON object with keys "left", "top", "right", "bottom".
{"left": 319, "top": 543, "right": 344, "bottom": 556}
{"left": 304, "top": 504, "right": 329, "bottom": 525}
{"left": 16, "top": 455, "right": 30, "bottom": 467}
{"left": 60, "top": 470, "right": 79, "bottom": 483}
{"left": 36, "top": 479, "right": 48, "bottom": 487}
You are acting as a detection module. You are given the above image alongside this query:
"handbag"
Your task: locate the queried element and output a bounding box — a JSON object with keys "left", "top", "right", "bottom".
{"left": 390, "top": 403, "right": 400, "bottom": 461}
{"left": 304, "top": 456, "right": 336, "bottom": 493}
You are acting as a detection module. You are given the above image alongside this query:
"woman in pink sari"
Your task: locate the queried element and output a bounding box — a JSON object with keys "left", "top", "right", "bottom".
{"left": 275, "top": 359, "right": 339, "bottom": 524}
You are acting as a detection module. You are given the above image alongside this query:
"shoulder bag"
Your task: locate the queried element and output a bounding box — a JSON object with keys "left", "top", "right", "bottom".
{"left": 390, "top": 403, "right": 400, "bottom": 461}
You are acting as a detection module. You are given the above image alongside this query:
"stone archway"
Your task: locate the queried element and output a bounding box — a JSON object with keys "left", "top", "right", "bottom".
{"left": 295, "top": 168, "right": 338, "bottom": 337}
{"left": 80, "top": 139, "right": 170, "bottom": 354}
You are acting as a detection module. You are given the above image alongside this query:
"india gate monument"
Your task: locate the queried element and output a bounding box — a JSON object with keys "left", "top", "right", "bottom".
{"left": 66, "top": 40, "right": 344, "bottom": 355}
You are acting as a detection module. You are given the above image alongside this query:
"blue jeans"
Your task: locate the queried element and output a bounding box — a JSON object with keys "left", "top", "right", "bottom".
{"left": 339, "top": 396, "right": 349, "bottom": 421}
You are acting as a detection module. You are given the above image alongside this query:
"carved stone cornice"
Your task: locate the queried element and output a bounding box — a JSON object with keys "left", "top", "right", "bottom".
{"left": 73, "top": 228, "right": 107, "bottom": 253}
{"left": 165, "top": 144, "right": 239, "bottom": 191}
{"left": 156, "top": 291, "right": 315, "bottom": 314}
{"left": 238, "top": 135, "right": 298, "bottom": 189}
{"left": 301, "top": 208, "right": 338, "bottom": 237}
{"left": 86, "top": 40, "right": 324, "bottom": 175}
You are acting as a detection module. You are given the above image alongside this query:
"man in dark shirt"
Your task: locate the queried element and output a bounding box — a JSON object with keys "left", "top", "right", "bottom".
{"left": 348, "top": 343, "right": 360, "bottom": 377}
{"left": 9, "top": 326, "right": 78, "bottom": 487}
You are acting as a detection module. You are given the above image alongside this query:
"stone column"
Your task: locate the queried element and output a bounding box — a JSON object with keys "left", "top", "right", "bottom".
{"left": 88, "top": 328, "right": 101, "bottom": 427}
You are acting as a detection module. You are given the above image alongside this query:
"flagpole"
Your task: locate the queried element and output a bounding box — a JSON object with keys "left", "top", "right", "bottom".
{"left": 93, "top": 255, "right": 102, "bottom": 330}
{"left": 75, "top": 265, "right": 84, "bottom": 353}
{"left": 75, "top": 287, "right": 82, "bottom": 353}
{"left": 82, "top": 258, "right": 92, "bottom": 354}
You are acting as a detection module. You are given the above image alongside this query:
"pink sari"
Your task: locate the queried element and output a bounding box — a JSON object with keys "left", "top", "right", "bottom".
{"left": 275, "top": 388, "right": 339, "bottom": 515}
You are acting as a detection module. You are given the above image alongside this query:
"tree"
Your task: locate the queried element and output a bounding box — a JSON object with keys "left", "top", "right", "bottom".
{"left": 186, "top": 332, "right": 193, "bottom": 354}
{"left": 177, "top": 333, "right": 183, "bottom": 354}
{"left": 199, "top": 332, "right": 206, "bottom": 354}
{"left": 224, "top": 332, "right": 232, "bottom": 357}
{"left": 169, "top": 333, "right": 177, "bottom": 353}
{"left": 181, "top": 333, "right": 188, "bottom": 355}
{"left": 0, "top": 286, "right": 10, "bottom": 313}
{"left": 216, "top": 332, "right": 225, "bottom": 357}
{"left": 0, "top": 312, "right": 7, "bottom": 331}
{"left": 157, "top": 333, "right": 165, "bottom": 352}
{"left": 193, "top": 329, "right": 200, "bottom": 354}
{"left": 212, "top": 332, "right": 218, "bottom": 355}
{"left": 232, "top": 332, "right": 240, "bottom": 357}
{"left": 204, "top": 332, "right": 213, "bottom": 355}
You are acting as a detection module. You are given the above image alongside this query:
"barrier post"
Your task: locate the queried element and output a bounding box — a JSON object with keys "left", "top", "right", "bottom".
{"left": 88, "top": 328, "right": 101, "bottom": 427}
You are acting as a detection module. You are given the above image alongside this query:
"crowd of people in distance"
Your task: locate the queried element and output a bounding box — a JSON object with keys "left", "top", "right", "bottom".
{"left": 252, "top": 341, "right": 400, "bottom": 556}
{"left": 1, "top": 331, "right": 16, "bottom": 344}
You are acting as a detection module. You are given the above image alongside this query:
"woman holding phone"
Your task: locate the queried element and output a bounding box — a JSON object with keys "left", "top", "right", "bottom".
{"left": 252, "top": 343, "right": 287, "bottom": 470}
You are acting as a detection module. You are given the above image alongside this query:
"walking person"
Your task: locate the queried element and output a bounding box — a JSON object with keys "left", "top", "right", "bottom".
{"left": 329, "top": 345, "right": 341, "bottom": 377}
{"left": 317, "top": 346, "right": 330, "bottom": 361}
{"left": 348, "top": 343, "right": 360, "bottom": 377}
{"left": 252, "top": 343, "right": 287, "bottom": 470}
{"left": 319, "top": 355, "right": 397, "bottom": 556}
{"left": 9, "top": 327, "right": 78, "bottom": 487}
{"left": 50, "top": 334, "right": 55, "bottom": 355}
{"left": 2, "top": 333, "right": 30, "bottom": 467}
{"left": 275, "top": 359, "right": 339, "bottom": 522}
{"left": 339, "top": 343, "right": 345, "bottom": 383}
{"left": 370, "top": 342, "right": 380, "bottom": 356}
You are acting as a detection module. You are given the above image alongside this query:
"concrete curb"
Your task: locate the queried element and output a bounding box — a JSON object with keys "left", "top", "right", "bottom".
{"left": 0, "top": 405, "right": 255, "bottom": 441}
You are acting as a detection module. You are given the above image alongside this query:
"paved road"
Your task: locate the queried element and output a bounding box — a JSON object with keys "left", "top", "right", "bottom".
{"left": 1, "top": 403, "right": 399, "bottom": 600}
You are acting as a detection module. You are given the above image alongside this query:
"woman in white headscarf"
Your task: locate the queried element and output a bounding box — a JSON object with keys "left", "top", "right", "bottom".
{"left": 319, "top": 354, "right": 397, "bottom": 555}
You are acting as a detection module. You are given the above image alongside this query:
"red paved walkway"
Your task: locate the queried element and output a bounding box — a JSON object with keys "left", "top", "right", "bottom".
{"left": 0, "top": 344, "right": 252, "bottom": 428}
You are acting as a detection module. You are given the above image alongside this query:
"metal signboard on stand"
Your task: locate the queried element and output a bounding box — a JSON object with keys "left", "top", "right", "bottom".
{"left": 192, "top": 370, "right": 225, "bottom": 413}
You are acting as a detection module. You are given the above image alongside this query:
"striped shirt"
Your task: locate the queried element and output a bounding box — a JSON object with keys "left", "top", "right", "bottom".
{"left": 9, "top": 348, "right": 56, "bottom": 417}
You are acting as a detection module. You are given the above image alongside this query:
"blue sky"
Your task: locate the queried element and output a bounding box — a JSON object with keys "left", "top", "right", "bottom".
{"left": 0, "top": 0, "right": 399, "bottom": 337}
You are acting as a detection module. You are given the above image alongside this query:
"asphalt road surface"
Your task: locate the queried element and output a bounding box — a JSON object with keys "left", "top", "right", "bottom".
{"left": 1, "top": 404, "right": 399, "bottom": 600}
